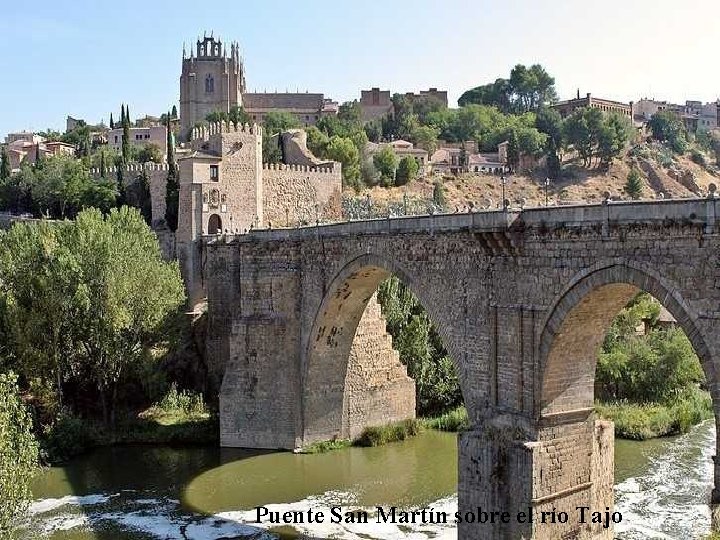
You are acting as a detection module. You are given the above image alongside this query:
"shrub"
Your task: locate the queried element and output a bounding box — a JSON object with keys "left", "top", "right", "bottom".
{"left": 422, "top": 406, "right": 469, "bottom": 432}
{"left": 355, "top": 419, "right": 420, "bottom": 447}
{"left": 0, "top": 372, "right": 39, "bottom": 535}
{"left": 41, "top": 412, "right": 102, "bottom": 463}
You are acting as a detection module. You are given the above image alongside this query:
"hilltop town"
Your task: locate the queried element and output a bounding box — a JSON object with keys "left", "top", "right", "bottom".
{"left": 2, "top": 33, "right": 720, "bottom": 228}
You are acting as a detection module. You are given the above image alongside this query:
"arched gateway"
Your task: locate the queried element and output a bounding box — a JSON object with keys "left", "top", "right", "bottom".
{"left": 204, "top": 199, "right": 720, "bottom": 539}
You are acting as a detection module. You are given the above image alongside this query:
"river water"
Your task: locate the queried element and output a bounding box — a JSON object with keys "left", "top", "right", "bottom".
{"left": 24, "top": 420, "right": 716, "bottom": 539}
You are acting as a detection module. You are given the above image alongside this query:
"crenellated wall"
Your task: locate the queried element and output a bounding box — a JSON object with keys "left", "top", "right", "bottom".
{"left": 261, "top": 162, "right": 342, "bottom": 227}
{"left": 90, "top": 162, "right": 170, "bottom": 229}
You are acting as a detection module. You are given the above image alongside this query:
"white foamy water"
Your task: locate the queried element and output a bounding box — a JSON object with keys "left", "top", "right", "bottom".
{"left": 25, "top": 421, "right": 717, "bottom": 539}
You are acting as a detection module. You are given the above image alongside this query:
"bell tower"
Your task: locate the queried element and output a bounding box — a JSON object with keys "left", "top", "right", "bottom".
{"left": 179, "top": 33, "right": 246, "bottom": 140}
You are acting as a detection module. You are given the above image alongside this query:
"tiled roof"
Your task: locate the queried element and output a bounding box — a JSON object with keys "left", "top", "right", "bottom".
{"left": 243, "top": 93, "right": 325, "bottom": 110}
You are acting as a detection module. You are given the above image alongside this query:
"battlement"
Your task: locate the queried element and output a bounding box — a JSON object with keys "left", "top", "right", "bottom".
{"left": 262, "top": 162, "right": 339, "bottom": 175}
{"left": 89, "top": 162, "right": 171, "bottom": 176}
{"left": 190, "top": 122, "right": 262, "bottom": 142}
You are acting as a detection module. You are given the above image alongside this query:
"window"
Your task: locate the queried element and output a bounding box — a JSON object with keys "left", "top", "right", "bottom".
{"left": 205, "top": 74, "right": 214, "bottom": 93}
{"left": 114, "top": 136, "right": 118, "bottom": 143}
{"left": 135, "top": 134, "right": 142, "bottom": 140}
{"left": 145, "top": 134, "right": 150, "bottom": 139}
{"left": 210, "top": 165, "right": 219, "bottom": 181}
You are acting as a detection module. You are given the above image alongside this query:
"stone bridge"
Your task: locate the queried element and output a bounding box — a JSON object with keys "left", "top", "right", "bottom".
{"left": 203, "top": 198, "right": 720, "bottom": 539}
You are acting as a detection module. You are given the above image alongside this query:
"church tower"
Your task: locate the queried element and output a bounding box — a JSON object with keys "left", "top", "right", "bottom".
{"left": 179, "top": 34, "right": 246, "bottom": 140}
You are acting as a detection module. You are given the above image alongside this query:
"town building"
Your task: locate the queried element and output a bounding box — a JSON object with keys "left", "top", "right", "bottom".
{"left": 5, "top": 138, "right": 76, "bottom": 171}
{"left": 5, "top": 131, "right": 44, "bottom": 145}
{"left": 359, "top": 88, "right": 393, "bottom": 122}
{"left": 552, "top": 92, "right": 633, "bottom": 119}
{"left": 365, "top": 140, "right": 429, "bottom": 175}
{"left": 242, "top": 93, "right": 338, "bottom": 126}
{"left": 107, "top": 125, "right": 167, "bottom": 153}
{"left": 403, "top": 87, "right": 448, "bottom": 109}
{"left": 430, "top": 141, "right": 509, "bottom": 175}
{"left": 179, "top": 34, "right": 337, "bottom": 138}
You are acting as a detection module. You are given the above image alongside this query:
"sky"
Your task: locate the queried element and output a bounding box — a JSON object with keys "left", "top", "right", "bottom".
{"left": 1, "top": 0, "right": 718, "bottom": 138}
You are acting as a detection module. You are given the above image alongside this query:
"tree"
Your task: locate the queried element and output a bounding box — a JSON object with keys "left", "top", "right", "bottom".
{"left": 458, "top": 65, "right": 557, "bottom": 113}
{"left": 433, "top": 181, "right": 446, "bottom": 209}
{"left": 0, "top": 372, "right": 38, "bottom": 536}
{"left": 648, "top": 110, "right": 688, "bottom": 154}
{"left": 535, "top": 106, "right": 564, "bottom": 177}
{"left": 373, "top": 145, "right": 398, "bottom": 186}
{"left": 206, "top": 110, "right": 229, "bottom": 123}
{"left": 99, "top": 149, "right": 107, "bottom": 179}
{"left": 228, "top": 105, "right": 250, "bottom": 127}
{"left": 171, "top": 105, "right": 178, "bottom": 118}
{"left": 0, "top": 147, "right": 10, "bottom": 180}
{"left": 109, "top": 113, "right": 114, "bottom": 130}
{"left": 136, "top": 143, "right": 163, "bottom": 164}
{"left": 262, "top": 112, "right": 300, "bottom": 163}
{"left": 121, "top": 104, "right": 131, "bottom": 163}
{"left": 625, "top": 168, "right": 644, "bottom": 199}
{"left": 306, "top": 126, "right": 330, "bottom": 158}
{"left": 165, "top": 115, "right": 179, "bottom": 231}
{"left": 326, "top": 136, "right": 360, "bottom": 187}
{"left": 396, "top": 156, "right": 419, "bottom": 186}
{"left": 597, "top": 113, "right": 633, "bottom": 167}
{"left": 412, "top": 125, "right": 439, "bottom": 155}
{"left": 0, "top": 208, "right": 185, "bottom": 424}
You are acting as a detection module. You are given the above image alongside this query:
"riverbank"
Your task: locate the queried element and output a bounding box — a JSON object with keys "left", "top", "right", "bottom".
{"left": 41, "top": 385, "right": 217, "bottom": 464}
{"left": 595, "top": 387, "right": 713, "bottom": 440}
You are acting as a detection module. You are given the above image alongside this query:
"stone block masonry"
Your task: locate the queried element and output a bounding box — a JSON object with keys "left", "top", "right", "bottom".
{"left": 206, "top": 198, "right": 720, "bottom": 538}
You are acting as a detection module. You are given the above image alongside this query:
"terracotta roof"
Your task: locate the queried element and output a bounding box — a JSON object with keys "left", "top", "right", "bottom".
{"left": 243, "top": 93, "right": 325, "bottom": 110}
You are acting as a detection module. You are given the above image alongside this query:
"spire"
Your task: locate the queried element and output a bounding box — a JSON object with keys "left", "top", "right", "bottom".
{"left": 183, "top": 42, "right": 186, "bottom": 59}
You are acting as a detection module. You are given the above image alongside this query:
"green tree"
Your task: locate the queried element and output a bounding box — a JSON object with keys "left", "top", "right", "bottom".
{"left": 535, "top": 106, "right": 564, "bottom": 177}
{"left": 326, "top": 136, "right": 361, "bottom": 187}
{"left": 228, "top": 105, "right": 250, "bottom": 127}
{"left": 0, "top": 372, "right": 39, "bottom": 537}
{"left": 0, "top": 222, "right": 81, "bottom": 408}
{"left": 306, "top": 126, "right": 330, "bottom": 157}
{"left": 433, "top": 181, "right": 446, "bottom": 209}
{"left": 372, "top": 145, "right": 398, "bottom": 186}
{"left": 171, "top": 105, "right": 177, "bottom": 118}
{"left": 206, "top": 110, "right": 229, "bottom": 123}
{"left": 648, "top": 110, "right": 688, "bottom": 154}
{"left": 624, "top": 168, "right": 644, "bottom": 199}
{"left": 262, "top": 112, "right": 301, "bottom": 163}
{"left": 121, "top": 104, "right": 131, "bottom": 163}
{"left": 395, "top": 156, "right": 419, "bottom": 186}
{"left": 0, "top": 147, "right": 10, "bottom": 180}
{"left": 597, "top": 113, "right": 633, "bottom": 167}
{"left": 136, "top": 143, "right": 163, "bottom": 164}
{"left": 99, "top": 149, "right": 108, "bottom": 178}
{"left": 377, "top": 277, "right": 462, "bottom": 416}
{"left": 109, "top": 112, "right": 114, "bottom": 130}
{"left": 165, "top": 116, "right": 179, "bottom": 231}
{"left": 412, "top": 125, "right": 439, "bottom": 155}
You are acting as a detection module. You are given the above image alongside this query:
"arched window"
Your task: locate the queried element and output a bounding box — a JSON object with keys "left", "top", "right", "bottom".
{"left": 205, "top": 74, "right": 214, "bottom": 94}
{"left": 208, "top": 214, "right": 222, "bottom": 234}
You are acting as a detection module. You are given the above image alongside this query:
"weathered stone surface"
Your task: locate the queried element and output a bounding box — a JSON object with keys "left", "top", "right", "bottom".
{"left": 206, "top": 199, "right": 720, "bottom": 539}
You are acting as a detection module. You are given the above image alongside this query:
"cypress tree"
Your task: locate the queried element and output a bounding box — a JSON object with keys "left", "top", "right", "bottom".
{"left": 171, "top": 105, "right": 177, "bottom": 118}
{"left": 110, "top": 113, "right": 114, "bottom": 130}
{"left": 624, "top": 168, "right": 644, "bottom": 199}
{"left": 0, "top": 147, "right": 10, "bottom": 180}
{"left": 121, "top": 104, "right": 130, "bottom": 163}
{"left": 165, "top": 112, "right": 179, "bottom": 231}
{"left": 100, "top": 150, "right": 107, "bottom": 178}
{"left": 35, "top": 143, "right": 43, "bottom": 167}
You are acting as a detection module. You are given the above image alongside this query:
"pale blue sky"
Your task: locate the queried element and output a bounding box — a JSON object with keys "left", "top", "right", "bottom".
{"left": 1, "top": 0, "right": 717, "bottom": 137}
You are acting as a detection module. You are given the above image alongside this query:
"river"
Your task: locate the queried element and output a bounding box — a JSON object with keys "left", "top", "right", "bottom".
{"left": 24, "top": 420, "right": 716, "bottom": 539}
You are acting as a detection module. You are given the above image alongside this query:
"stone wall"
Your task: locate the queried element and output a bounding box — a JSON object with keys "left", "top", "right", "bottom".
{"left": 261, "top": 162, "right": 342, "bottom": 227}
{"left": 90, "top": 162, "right": 169, "bottom": 228}
{"left": 344, "top": 293, "right": 415, "bottom": 439}
{"left": 207, "top": 198, "right": 720, "bottom": 539}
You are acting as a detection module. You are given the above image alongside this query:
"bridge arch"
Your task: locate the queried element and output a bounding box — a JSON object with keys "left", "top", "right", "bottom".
{"left": 538, "top": 261, "right": 717, "bottom": 417}
{"left": 301, "top": 252, "right": 468, "bottom": 445}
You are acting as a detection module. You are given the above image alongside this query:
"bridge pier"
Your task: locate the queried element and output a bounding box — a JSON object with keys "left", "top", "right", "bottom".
{"left": 458, "top": 415, "right": 614, "bottom": 539}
